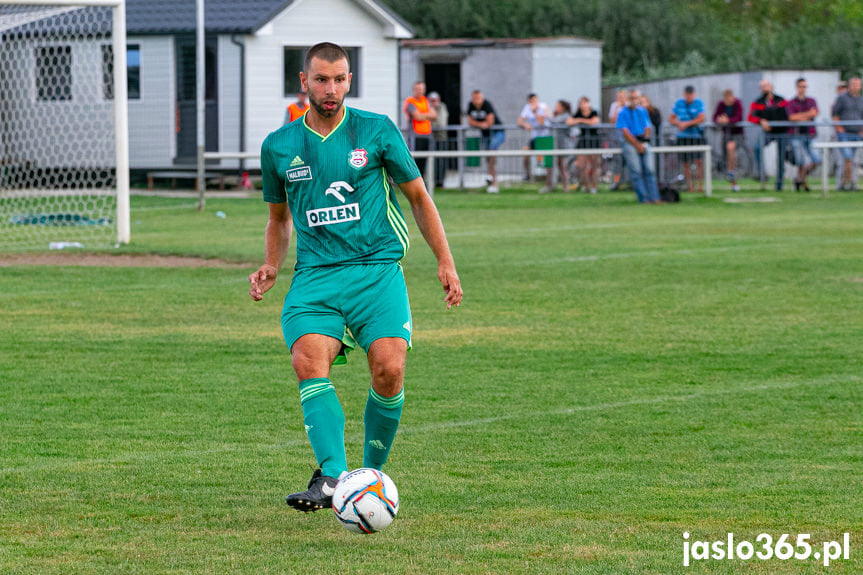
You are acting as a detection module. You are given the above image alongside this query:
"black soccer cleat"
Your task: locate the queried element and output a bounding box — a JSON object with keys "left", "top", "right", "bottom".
{"left": 285, "top": 468, "right": 339, "bottom": 513}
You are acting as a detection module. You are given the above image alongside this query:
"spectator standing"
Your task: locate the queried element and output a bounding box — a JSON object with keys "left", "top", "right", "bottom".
{"left": 403, "top": 81, "right": 437, "bottom": 177}
{"left": 427, "top": 91, "right": 449, "bottom": 188}
{"left": 517, "top": 93, "right": 553, "bottom": 193}
{"left": 749, "top": 80, "right": 789, "bottom": 191}
{"left": 466, "top": 89, "right": 505, "bottom": 194}
{"left": 670, "top": 85, "right": 706, "bottom": 194}
{"left": 713, "top": 89, "right": 744, "bottom": 191}
{"left": 835, "top": 80, "right": 848, "bottom": 99}
{"left": 616, "top": 90, "right": 660, "bottom": 204}
{"left": 284, "top": 90, "right": 309, "bottom": 125}
{"left": 551, "top": 100, "right": 574, "bottom": 192}
{"left": 787, "top": 78, "right": 821, "bottom": 192}
{"left": 831, "top": 77, "right": 863, "bottom": 191}
{"left": 608, "top": 89, "right": 627, "bottom": 124}
{"left": 641, "top": 94, "right": 662, "bottom": 146}
{"left": 830, "top": 81, "right": 848, "bottom": 189}
{"left": 567, "top": 96, "right": 600, "bottom": 194}
{"left": 607, "top": 89, "right": 628, "bottom": 190}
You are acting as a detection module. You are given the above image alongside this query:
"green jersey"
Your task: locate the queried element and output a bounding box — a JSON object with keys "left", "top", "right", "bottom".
{"left": 261, "top": 107, "right": 420, "bottom": 269}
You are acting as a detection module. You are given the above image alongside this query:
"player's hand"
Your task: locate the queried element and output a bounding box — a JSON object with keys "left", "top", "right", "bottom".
{"left": 249, "top": 264, "right": 278, "bottom": 301}
{"left": 438, "top": 261, "right": 462, "bottom": 310}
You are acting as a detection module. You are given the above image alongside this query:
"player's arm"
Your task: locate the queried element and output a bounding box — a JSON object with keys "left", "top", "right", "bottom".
{"left": 250, "top": 202, "right": 293, "bottom": 301}
{"left": 398, "top": 177, "right": 463, "bottom": 309}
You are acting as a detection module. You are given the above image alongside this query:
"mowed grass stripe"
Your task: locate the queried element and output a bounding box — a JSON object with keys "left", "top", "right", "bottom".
{"left": 2, "top": 373, "right": 854, "bottom": 475}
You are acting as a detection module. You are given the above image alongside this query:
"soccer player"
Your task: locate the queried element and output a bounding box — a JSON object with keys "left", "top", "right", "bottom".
{"left": 249, "top": 42, "right": 463, "bottom": 513}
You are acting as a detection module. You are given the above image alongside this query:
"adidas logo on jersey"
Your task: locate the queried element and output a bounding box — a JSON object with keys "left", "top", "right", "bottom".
{"left": 290, "top": 155, "right": 304, "bottom": 167}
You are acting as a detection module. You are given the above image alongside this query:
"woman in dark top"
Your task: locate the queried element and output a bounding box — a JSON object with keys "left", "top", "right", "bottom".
{"left": 641, "top": 94, "right": 662, "bottom": 145}
{"left": 566, "top": 96, "right": 600, "bottom": 193}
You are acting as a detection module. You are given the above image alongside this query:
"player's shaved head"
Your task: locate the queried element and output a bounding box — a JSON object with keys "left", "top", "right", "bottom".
{"left": 304, "top": 42, "right": 350, "bottom": 72}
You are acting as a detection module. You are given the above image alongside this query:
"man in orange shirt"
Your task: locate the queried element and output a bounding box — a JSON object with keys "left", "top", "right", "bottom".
{"left": 403, "top": 81, "right": 437, "bottom": 176}
{"left": 284, "top": 90, "right": 309, "bottom": 124}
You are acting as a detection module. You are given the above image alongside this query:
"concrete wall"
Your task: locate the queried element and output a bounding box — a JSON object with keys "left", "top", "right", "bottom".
{"left": 532, "top": 43, "right": 602, "bottom": 117}
{"left": 612, "top": 69, "right": 841, "bottom": 137}
{"left": 400, "top": 41, "right": 602, "bottom": 130}
{"left": 608, "top": 69, "right": 842, "bottom": 175}
{"left": 460, "top": 46, "right": 532, "bottom": 126}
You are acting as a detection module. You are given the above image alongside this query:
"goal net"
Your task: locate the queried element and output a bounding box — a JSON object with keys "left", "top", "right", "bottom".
{"left": 0, "top": 0, "right": 129, "bottom": 251}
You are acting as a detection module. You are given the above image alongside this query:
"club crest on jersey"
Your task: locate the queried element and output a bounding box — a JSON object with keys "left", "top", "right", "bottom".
{"left": 348, "top": 148, "right": 368, "bottom": 169}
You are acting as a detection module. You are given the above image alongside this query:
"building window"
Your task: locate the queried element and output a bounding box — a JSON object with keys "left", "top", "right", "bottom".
{"left": 283, "top": 46, "right": 360, "bottom": 98}
{"left": 102, "top": 44, "right": 141, "bottom": 100}
{"left": 36, "top": 45, "right": 72, "bottom": 101}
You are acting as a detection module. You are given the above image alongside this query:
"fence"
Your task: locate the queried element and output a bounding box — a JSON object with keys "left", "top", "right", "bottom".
{"left": 197, "top": 120, "right": 863, "bottom": 201}
{"left": 410, "top": 145, "right": 712, "bottom": 197}
{"left": 409, "top": 120, "right": 863, "bottom": 193}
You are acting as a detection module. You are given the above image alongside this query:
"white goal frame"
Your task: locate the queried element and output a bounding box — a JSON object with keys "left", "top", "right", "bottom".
{"left": 0, "top": 0, "right": 130, "bottom": 245}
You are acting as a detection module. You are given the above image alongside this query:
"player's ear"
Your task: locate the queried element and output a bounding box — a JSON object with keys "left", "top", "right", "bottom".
{"left": 346, "top": 72, "right": 352, "bottom": 92}
{"left": 299, "top": 71, "right": 308, "bottom": 93}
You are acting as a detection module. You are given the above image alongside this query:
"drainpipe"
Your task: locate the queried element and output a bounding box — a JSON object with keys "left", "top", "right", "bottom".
{"left": 230, "top": 34, "right": 246, "bottom": 173}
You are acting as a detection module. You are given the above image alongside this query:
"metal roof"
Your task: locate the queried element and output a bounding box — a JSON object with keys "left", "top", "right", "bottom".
{"left": 1, "top": 0, "right": 413, "bottom": 39}
{"left": 126, "top": 0, "right": 292, "bottom": 34}
{"left": 126, "top": 0, "right": 413, "bottom": 35}
{"left": 401, "top": 36, "right": 603, "bottom": 49}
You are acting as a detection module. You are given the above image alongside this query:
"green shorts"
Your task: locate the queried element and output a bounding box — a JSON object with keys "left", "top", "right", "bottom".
{"left": 281, "top": 262, "right": 412, "bottom": 364}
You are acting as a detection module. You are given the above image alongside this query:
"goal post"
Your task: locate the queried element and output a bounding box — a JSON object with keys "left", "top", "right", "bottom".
{"left": 0, "top": 0, "right": 129, "bottom": 251}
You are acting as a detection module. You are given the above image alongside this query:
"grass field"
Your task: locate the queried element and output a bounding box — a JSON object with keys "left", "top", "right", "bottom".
{"left": 1, "top": 187, "right": 862, "bottom": 574}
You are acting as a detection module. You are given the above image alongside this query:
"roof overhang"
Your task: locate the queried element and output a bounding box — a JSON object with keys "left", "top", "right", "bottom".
{"left": 354, "top": 0, "right": 413, "bottom": 39}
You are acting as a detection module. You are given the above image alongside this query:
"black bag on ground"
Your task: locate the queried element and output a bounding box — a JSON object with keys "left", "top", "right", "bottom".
{"left": 659, "top": 185, "right": 680, "bottom": 203}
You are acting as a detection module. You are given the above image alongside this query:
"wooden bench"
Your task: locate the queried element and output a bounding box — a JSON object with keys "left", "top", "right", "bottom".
{"left": 147, "top": 170, "right": 225, "bottom": 190}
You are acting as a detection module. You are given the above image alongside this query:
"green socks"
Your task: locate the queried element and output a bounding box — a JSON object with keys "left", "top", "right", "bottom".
{"left": 298, "top": 379, "right": 404, "bottom": 474}
{"left": 363, "top": 387, "right": 405, "bottom": 469}
{"left": 298, "top": 378, "right": 347, "bottom": 478}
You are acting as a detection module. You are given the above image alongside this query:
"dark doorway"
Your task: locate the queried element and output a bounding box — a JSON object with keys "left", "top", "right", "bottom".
{"left": 175, "top": 35, "right": 219, "bottom": 165}
{"left": 424, "top": 62, "right": 461, "bottom": 123}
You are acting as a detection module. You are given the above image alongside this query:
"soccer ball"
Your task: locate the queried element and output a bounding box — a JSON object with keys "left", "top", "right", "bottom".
{"left": 331, "top": 468, "right": 399, "bottom": 534}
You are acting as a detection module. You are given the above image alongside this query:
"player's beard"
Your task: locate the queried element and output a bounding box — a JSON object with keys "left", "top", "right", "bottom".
{"left": 309, "top": 91, "right": 345, "bottom": 118}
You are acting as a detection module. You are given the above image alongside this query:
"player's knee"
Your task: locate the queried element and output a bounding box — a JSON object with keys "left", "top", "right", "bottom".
{"left": 370, "top": 356, "right": 405, "bottom": 393}
{"left": 291, "top": 349, "right": 327, "bottom": 380}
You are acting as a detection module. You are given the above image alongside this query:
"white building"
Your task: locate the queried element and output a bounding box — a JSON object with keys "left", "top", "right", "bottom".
{"left": 0, "top": 0, "right": 413, "bottom": 174}
{"left": 123, "top": 0, "right": 413, "bottom": 170}
{"left": 400, "top": 37, "right": 603, "bottom": 128}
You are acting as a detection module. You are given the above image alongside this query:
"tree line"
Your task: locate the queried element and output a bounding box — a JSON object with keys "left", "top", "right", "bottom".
{"left": 384, "top": 0, "right": 863, "bottom": 84}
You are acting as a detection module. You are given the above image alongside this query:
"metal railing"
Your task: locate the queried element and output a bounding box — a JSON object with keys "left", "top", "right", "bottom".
{"left": 196, "top": 120, "right": 863, "bottom": 199}
{"left": 406, "top": 120, "right": 863, "bottom": 192}
{"left": 411, "top": 144, "right": 713, "bottom": 197}
{"left": 814, "top": 139, "right": 863, "bottom": 197}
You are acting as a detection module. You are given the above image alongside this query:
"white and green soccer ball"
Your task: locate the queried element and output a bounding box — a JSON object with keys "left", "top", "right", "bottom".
{"left": 331, "top": 468, "right": 399, "bottom": 534}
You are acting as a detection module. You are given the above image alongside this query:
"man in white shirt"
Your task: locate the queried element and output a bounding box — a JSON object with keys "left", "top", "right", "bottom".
{"left": 517, "top": 93, "right": 553, "bottom": 192}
